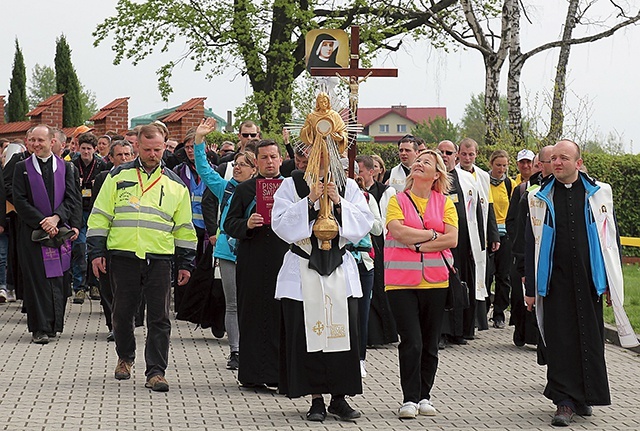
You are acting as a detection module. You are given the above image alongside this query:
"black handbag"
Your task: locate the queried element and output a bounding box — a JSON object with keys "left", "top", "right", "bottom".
{"left": 442, "top": 252, "right": 470, "bottom": 311}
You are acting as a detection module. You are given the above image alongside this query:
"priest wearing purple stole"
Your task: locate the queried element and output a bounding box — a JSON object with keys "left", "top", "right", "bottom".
{"left": 13, "top": 124, "right": 82, "bottom": 344}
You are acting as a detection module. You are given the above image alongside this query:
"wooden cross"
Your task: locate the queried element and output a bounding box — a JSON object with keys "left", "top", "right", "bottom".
{"left": 310, "top": 26, "right": 398, "bottom": 178}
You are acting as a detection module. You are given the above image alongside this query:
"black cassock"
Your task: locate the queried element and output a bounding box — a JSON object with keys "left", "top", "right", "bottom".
{"left": 543, "top": 179, "right": 610, "bottom": 406}
{"left": 224, "top": 176, "right": 289, "bottom": 386}
{"left": 365, "top": 180, "right": 398, "bottom": 346}
{"left": 441, "top": 169, "right": 480, "bottom": 339}
{"left": 13, "top": 157, "right": 81, "bottom": 334}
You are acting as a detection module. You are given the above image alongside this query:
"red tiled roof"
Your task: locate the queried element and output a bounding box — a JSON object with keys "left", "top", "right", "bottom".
{"left": 357, "top": 106, "right": 447, "bottom": 126}
{"left": 62, "top": 127, "right": 77, "bottom": 138}
{"left": 161, "top": 97, "right": 207, "bottom": 123}
{"left": 27, "top": 94, "right": 64, "bottom": 117}
{"left": 89, "top": 97, "right": 129, "bottom": 121}
{"left": 0, "top": 121, "right": 33, "bottom": 135}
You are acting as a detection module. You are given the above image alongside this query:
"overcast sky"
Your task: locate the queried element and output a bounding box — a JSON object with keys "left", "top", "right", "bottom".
{"left": 2, "top": 0, "right": 639, "bottom": 153}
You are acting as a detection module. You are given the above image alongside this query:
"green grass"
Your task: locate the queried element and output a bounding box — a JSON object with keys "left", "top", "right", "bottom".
{"left": 604, "top": 264, "right": 640, "bottom": 334}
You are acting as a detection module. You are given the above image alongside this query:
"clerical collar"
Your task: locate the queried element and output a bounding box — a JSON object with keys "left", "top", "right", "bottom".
{"left": 37, "top": 154, "right": 53, "bottom": 163}
{"left": 400, "top": 164, "right": 411, "bottom": 175}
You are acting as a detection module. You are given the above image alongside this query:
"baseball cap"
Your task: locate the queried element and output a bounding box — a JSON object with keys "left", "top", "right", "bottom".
{"left": 517, "top": 149, "right": 535, "bottom": 162}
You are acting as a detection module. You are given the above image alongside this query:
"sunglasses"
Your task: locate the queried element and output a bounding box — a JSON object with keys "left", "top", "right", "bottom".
{"left": 241, "top": 133, "right": 258, "bottom": 138}
{"left": 441, "top": 150, "right": 455, "bottom": 156}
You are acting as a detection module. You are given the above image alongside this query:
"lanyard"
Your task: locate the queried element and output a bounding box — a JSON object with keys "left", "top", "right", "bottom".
{"left": 136, "top": 167, "right": 164, "bottom": 196}
{"left": 79, "top": 159, "right": 96, "bottom": 187}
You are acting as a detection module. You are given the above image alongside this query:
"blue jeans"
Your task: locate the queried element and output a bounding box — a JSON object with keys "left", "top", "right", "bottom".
{"left": 357, "top": 264, "right": 374, "bottom": 360}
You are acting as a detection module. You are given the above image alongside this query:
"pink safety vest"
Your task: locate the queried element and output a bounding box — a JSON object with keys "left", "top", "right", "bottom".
{"left": 384, "top": 190, "right": 452, "bottom": 286}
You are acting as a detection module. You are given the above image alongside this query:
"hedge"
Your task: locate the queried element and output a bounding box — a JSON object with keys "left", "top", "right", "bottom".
{"left": 356, "top": 142, "right": 640, "bottom": 257}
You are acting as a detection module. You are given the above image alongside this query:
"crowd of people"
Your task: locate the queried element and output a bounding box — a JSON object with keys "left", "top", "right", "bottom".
{"left": 0, "top": 110, "right": 625, "bottom": 426}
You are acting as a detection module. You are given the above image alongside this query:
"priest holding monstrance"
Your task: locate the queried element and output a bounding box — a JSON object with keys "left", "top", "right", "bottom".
{"left": 272, "top": 92, "right": 373, "bottom": 421}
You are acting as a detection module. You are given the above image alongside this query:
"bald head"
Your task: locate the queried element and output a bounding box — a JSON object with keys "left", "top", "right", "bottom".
{"left": 538, "top": 145, "right": 554, "bottom": 177}
{"left": 551, "top": 140, "right": 583, "bottom": 184}
{"left": 437, "top": 140, "right": 457, "bottom": 171}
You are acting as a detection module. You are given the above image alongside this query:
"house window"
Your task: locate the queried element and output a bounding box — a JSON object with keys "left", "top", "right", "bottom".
{"left": 397, "top": 124, "right": 407, "bottom": 133}
{"left": 379, "top": 124, "right": 389, "bottom": 133}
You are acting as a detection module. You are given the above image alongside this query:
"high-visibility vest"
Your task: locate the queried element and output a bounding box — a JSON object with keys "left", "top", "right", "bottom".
{"left": 384, "top": 191, "right": 451, "bottom": 286}
{"left": 87, "top": 160, "right": 197, "bottom": 259}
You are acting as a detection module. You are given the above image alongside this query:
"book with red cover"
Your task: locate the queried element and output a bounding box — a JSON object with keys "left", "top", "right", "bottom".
{"left": 256, "top": 178, "right": 283, "bottom": 225}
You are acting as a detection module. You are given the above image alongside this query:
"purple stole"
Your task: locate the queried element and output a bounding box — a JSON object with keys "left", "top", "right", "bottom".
{"left": 25, "top": 154, "right": 71, "bottom": 278}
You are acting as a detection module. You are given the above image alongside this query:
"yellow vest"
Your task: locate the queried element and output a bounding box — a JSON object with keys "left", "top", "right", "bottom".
{"left": 87, "top": 161, "right": 197, "bottom": 259}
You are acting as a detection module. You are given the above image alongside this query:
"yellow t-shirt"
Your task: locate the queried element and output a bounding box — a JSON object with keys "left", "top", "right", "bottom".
{"left": 385, "top": 191, "right": 458, "bottom": 290}
{"left": 490, "top": 178, "right": 515, "bottom": 225}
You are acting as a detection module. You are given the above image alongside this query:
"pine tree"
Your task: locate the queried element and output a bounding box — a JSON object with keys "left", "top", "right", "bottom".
{"left": 54, "top": 34, "right": 83, "bottom": 127}
{"left": 6, "top": 39, "right": 29, "bottom": 122}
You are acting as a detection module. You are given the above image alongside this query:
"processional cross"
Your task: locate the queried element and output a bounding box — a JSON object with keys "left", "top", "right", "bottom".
{"left": 310, "top": 26, "right": 398, "bottom": 178}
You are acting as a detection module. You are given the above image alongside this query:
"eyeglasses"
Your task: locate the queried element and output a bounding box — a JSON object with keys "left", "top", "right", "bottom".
{"left": 241, "top": 133, "right": 258, "bottom": 138}
{"left": 220, "top": 149, "right": 234, "bottom": 154}
{"left": 235, "top": 162, "right": 254, "bottom": 168}
{"left": 441, "top": 150, "right": 455, "bottom": 156}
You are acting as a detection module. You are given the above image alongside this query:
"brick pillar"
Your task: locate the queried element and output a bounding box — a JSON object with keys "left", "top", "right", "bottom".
{"left": 40, "top": 94, "right": 64, "bottom": 128}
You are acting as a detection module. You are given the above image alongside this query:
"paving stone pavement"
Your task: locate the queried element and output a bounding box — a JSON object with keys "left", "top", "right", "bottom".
{"left": 0, "top": 298, "right": 638, "bottom": 431}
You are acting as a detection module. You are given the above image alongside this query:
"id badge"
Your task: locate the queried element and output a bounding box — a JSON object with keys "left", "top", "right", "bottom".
{"left": 448, "top": 193, "right": 459, "bottom": 203}
{"left": 82, "top": 189, "right": 92, "bottom": 198}
{"left": 129, "top": 195, "right": 141, "bottom": 210}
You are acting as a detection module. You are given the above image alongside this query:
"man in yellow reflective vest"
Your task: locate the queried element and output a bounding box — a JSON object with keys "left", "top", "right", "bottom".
{"left": 87, "top": 123, "right": 197, "bottom": 392}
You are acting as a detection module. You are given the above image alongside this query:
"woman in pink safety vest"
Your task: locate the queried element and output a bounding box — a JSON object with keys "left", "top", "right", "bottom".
{"left": 384, "top": 149, "right": 459, "bottom": 419}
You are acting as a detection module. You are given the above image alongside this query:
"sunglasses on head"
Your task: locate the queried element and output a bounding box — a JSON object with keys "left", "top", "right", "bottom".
{"left": 241, "top": 133, "right": 258, "bottom": 138}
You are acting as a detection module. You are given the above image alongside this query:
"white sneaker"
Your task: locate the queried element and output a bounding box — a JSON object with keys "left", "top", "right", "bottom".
{"left": 418, "top": 399, "right": 437, "bottom": 416}
{"left": 6, "top": 290, "right": 16, "bottom": 302}
{"left": 360, "top": 360, "right": 367, "bottom": 378}
{"left": 0, "top": 289, "right": 6, "bottom": 303}
{"left": 398, "top": 402, "right": 418, "bottom": 419}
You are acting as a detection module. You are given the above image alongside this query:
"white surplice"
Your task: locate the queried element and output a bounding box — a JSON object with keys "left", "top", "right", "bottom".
{"left": 272, "top": 177, "right": 374, "bottom": 352}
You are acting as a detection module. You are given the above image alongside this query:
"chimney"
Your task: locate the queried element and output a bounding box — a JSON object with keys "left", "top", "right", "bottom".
{"left": 225, "top": 110, "right": 234, "bottom": 132}
{"left": 392, "top": 104, "right": 407, "bottom": 117}
{"left": 0, "top": 96, "right": 5, "bottom": 125}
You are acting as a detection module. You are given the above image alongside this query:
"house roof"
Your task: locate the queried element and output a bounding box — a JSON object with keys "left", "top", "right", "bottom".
{"left": 27, "top": 94, "right": 64, "bottom": 117}
{"left": 162, "top": 97, "right": 207, "bottom": 123}
{"left": 357, "top": 106, "right": 447, "bottom": 126}
{"left": 131, "top": 103, "right": 227, "bottom": 130}
{"left": 89, "top": 97, "right": 129, "bottom": 121}
{"left": 0, "top": 121, "right": 33, "bottom": 135}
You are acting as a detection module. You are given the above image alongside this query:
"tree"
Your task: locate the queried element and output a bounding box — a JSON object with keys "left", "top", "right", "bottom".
{"left": 412, "top": 116, "right": 459, "bottom": 145}
{"left": 28, "top": 64, "right": 57, "bottom": 109}
{"left": 55, "top": 34, "right": 83, "bottom": 127}
{"left": 28, "top": 63, "right": 99, "bottom": 123}
{"left": 7, "top": 39, "right": 29, "bottom": 122}
{"left": 94, "top": 0, "right": 457, "bottom": 133}
{"left": 506, "top": 2, "right": 640, "bottom": 146}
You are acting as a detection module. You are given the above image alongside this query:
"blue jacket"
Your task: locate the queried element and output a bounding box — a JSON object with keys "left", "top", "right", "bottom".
{"left": 194, "top": 143, "right": 239, "bottom": 262}
{"left": 526, "top": 172, "right": 608, "bottom": 297}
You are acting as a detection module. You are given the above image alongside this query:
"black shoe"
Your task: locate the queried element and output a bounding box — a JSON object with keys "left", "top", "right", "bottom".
{"left": 575, "top": 404, "right": 592, "bottom": 416}
{"left": 107, "top": 331, "right": 115, "bottom": 342}
{"left": 46, "top": 332, "right": 57, "bottom": 340}
{"left": 211, "top": 326, "right": 225, "bottom": 339}
{"left": 32, "top": 332, "right": 49, "bottom": 344}
{"left": 463, "top": 334, "right": 475, "bottom": 340}
{"left": 449, "top": 336, "right": 468, "bottom": 345}
{"left": 493, "top": 318, "right": 505, "bottom": 329}
{"left": 227, "top": 352, "right": 239, "bottom": 370}
{"left": 328, "top": 396, "right": 361, "bottom": 421}
{"left": 551, "top": 405, "right": 574, "bottom": 426}
{"left": 306, "top": 397, "right": 327, "bottom": 422}
{"left": 438, "top": 335, "right": 447, "bottom": 350}
{"left": 513, "top": 332, "right": 525, "bottom": 347}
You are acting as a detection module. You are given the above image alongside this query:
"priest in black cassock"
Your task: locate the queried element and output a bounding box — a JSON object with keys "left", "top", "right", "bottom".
{"left": 437, "top": 141, "right": 485, "bottom": 345}
{"left": 13, "top": 124, "right": 82, "bottom": 344}
{"left": 224, "top": 140, "right": 288, "bottom": 388}
{"left": 525, "top": 140, "right": 626, "bottom": 427}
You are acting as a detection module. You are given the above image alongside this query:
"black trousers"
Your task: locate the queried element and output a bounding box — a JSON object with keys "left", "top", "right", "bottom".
{"left": 388, "top": 288, "right": 448, "bottom": 404}
{"left": 490, "top": 234, "right": 512, "bottom": 321}
{"left": 111, "top": 255, "right": 171, "bottom": 378}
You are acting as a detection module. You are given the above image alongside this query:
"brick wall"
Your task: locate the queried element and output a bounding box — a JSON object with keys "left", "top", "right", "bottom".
{"left": 92, "top": 99, "right": 129, "bottom": 136}
{"left": 31, "top": 95, "right": 64, "bottom": 128}
{"left": 179, "top": 104, "right": 204, "bottom": 140}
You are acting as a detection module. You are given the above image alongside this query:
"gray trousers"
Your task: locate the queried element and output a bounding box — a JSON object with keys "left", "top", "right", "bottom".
{"left": 219, "top": 258, "right": 239, "bottom": 353}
